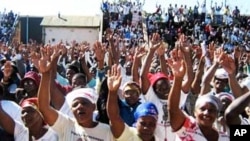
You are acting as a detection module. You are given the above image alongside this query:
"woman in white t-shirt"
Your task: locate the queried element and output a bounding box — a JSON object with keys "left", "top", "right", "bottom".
{"left": 168, "top": 49, "right": 229, "bottom": 141}
{"left": 36, "top": 45, "right": 114, "bottom": 141}
{"left": 0, "top": 97, "right": 58, "bottom": 141}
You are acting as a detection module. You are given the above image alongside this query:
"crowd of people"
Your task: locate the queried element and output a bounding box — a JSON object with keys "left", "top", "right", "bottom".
{"left": 0, "top": 9, "right": 18, "bottom": 45}
{"left": 0, "top": 0, "right": 250, "bottom": 140}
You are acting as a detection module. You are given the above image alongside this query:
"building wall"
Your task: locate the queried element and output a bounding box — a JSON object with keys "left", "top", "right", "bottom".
{"left": 43, "top": 27, "right": 99, "bottom": 45}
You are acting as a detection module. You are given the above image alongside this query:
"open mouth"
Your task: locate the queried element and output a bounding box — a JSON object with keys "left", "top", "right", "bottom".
{"left": 77, "top": 111, "right": 86, "bottom": 116}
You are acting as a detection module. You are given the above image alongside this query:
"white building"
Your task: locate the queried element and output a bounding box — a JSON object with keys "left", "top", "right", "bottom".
{"left": 40, "top": 15, "right": 101, "bottom": 45}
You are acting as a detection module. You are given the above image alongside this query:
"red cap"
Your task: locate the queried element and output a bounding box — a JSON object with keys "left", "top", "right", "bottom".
{"left": 147, "top": 72, "right": 168, "bottom": 86}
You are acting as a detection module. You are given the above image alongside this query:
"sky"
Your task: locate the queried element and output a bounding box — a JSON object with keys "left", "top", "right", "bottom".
{"left": 0, "top": 0, "right": 249, "bottom": 16}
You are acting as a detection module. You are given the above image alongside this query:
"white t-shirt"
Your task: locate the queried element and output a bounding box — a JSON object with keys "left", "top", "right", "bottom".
{"left": 51, "top": 112, "right": 114, "bottom": 141}
{"left": 14, "top": 121, "right": 58, "bottom": 141}
{"left": 240, "top": 76, "right": 250, "bottom": 90}
{"left": 143, "top": 86, "right": 188, "bottom": 141}
{"left": 1, "top": 100, "right": 22, "bottom": 123}
{"left": 59, "top": 101, "right": 74, "bottom": 118}
{"left": 175, "top": 116, "right": 229, "bottom": 141}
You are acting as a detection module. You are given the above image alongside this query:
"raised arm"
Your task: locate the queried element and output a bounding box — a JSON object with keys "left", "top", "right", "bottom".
{"left": 49, "top": 44, "right": 66, "bottom": 110}
{"left": 224, "top": 90, "right": 250, "bottom": 125}
{"left": 106, "top": 64, "right": 124, "bottom": 138}
{"left": 179, "top": 35, "right": 195, "bottom": 93}
{"left": 132, "top": 47, "right": 146, "bottom": 84}
{"left": 79, "top": 43, "right": 92, "bottom": 82}
{"left": 34, "top": 46, "right": 59, "bottom": 126}
{"left": 191, "top": 55, "right": 205, "bottom": 95}
{"left": 168, "top": 48, "right": 186, "bottom": 131}
{"left": 200, "top": 47, "right": 223, "bottom": 95}
{"left": 220, "top": 53, "right": 248, "bottom": 98}
{"left": 140, "top": 33, "right": 161, "bottom": 94}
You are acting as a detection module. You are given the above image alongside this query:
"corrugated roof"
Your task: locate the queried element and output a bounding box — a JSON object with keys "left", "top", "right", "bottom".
{"left": 40, "top": 16, "right": 100, "bottom": 27}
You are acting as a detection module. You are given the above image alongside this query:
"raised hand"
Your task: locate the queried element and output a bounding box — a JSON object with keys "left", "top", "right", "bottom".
{"left": 233, "top": 46, "right": 241, "bottom": 59}
{"left": 156, "top": 43, "right": 166, "bottom": 56}
{"left": 150, "top": 33, "right": 162, "bottom": 51}
{"left": 178, "top": 34, "right": 191, "bottom": 54}
{"left": 213, "top": 47, "right": 223, "bottom": 64}
{"left": 219, "top": 53, "right": 236, "bottom": 75}
{"left": 107, "top": 64, "right": 122, "bottom": 92}
{"left": 167, "top": 49, "right": 186, "bottom": 78}
{"left": 93, "top": 41, "right": 105, "bottom": 62}
{"left": 134, "top": 46, "right": 147, "bottom": 59}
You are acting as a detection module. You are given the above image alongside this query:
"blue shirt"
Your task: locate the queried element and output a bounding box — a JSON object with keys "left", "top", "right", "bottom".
{"left": 119, "top": 99, "right": 141, "bottom": 126}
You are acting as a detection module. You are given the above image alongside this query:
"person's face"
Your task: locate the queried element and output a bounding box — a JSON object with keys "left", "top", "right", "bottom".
{"left": 123, "top": 90, "right": 140, "bottom": 106}
{"left": 66, "top": 69, "right": 76, "bottom": 83}
{"left": 125, "top": 62, "right": 132, "bottom": 75}
{"left": 72, "top": 77, "right": 86, "bottom": 89}
{"left": 213, "top": 77, "right": 228, "bottom": 93}
{"left": 154, "top": 78, "right": 170, "bottom": 99}
{"left": 71, "top": 98, "right": 95, "bottom": 125}
{"left": 21, "top": 106, "right": 42, "bottom": 128}
{"left": 136, "top": 116, "right": 157, "bottom": 141}
{"left": 23, "top": 79, "right": 37, "bottom": 94}
{"left": 219, "top": 97, "right": 232, "bottom": 115}
{"left": 194, "top": 102, "right": 218, "bottom": 127}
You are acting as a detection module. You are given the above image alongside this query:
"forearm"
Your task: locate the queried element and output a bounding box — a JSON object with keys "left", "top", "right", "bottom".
{"left": 159, "top": 54, "right": 168, "bottom": 76}
{"left": 107, "top": 90, "right": 120, "bottom": 121}
{"left": 132, "top": 57, "right": 140, "bottom": 83}
{"left": 0, "top": 105, "right": 15, "bottom": 134}
{"left": 229, "top": 74, "right": 243, "bottom": 98}
{"left": 200, "top": 63, "right": 219, "bottom": 94}
{"left": 140, "top": 51, "right": 154, "bottom": 76}
{"left": 38, "top": 72, "right": 52, "bottom": 112}
{"left": 80, "top": 59, "right": 93, "bottom": 82}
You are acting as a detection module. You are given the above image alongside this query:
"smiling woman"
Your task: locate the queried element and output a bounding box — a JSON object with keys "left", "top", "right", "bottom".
{"left": 0, "top": 0, "right": 102, "bottom": 16}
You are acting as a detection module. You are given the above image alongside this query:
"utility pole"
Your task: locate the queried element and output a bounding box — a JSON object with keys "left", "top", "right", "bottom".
{"left": 26, "top": 15, "right": 29, "bottom": 44}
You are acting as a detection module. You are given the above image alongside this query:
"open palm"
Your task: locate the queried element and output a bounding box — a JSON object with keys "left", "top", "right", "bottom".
{"left": 107, "top": 64, "right": 122, "bottom": 92}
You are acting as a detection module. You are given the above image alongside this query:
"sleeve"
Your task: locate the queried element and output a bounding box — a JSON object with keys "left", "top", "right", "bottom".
{"left": 14, "top": 121, "right": 29, "bottom": 141}
{"left": 175, "top": 116, "right": 197, "bottom": 137}
{"left": 116, "top": 124, "right": 137, "bottom": 141}
{"left": 51, "top": 112, "right": 74, "bottom": 136}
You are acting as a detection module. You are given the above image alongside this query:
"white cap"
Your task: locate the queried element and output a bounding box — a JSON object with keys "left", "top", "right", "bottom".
{"left": 66, "top": 88, "right": 98, "bottom": 105}
{"left": 215, "top": 68, "right": 228, "bottom": 80}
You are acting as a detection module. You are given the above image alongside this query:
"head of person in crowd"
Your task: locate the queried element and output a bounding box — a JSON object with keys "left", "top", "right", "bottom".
{"left": 245, "top": 103, "right": 250, "bottom": 120}
{"left": 19, "top": 71, "right": 41, "bottom": 98}
{"left": 65, "top": 64, "right": 79, "bottom": 85}
{"left": 133, "top": 102, "right": 158, "bottom": 140}
{"left": 216, "top": 92, "right": 234, "bottom": 117}
{"left": 124, "top": 60, "right": 133, "bottom": 76}
{"left": 212, "top": 68, "right": 230, "bottom": 93}
{"left": 122, "top": 81, "right": 141, "bottom": 106}
{"left": 20, "top": 97, "right": 46, "bottom": 129}
{"left": 194, "top": 94, "right": 222, "bottom": 127}
{"left": 66, "top": 88, "right": 98, "bottom": 126}
{"left": 1, "top": 61, "right": 21, "bottom": 100}
{"left": 71, "top": 73, "right": 87, "bottom": 89}
{"left": 148, "top": 72, "right": 171, "bottom": 99}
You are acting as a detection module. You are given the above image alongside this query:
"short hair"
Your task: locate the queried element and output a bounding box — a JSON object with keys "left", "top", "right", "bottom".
{"left": 66, "top": 64, "right": 79, "bottom": 73}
